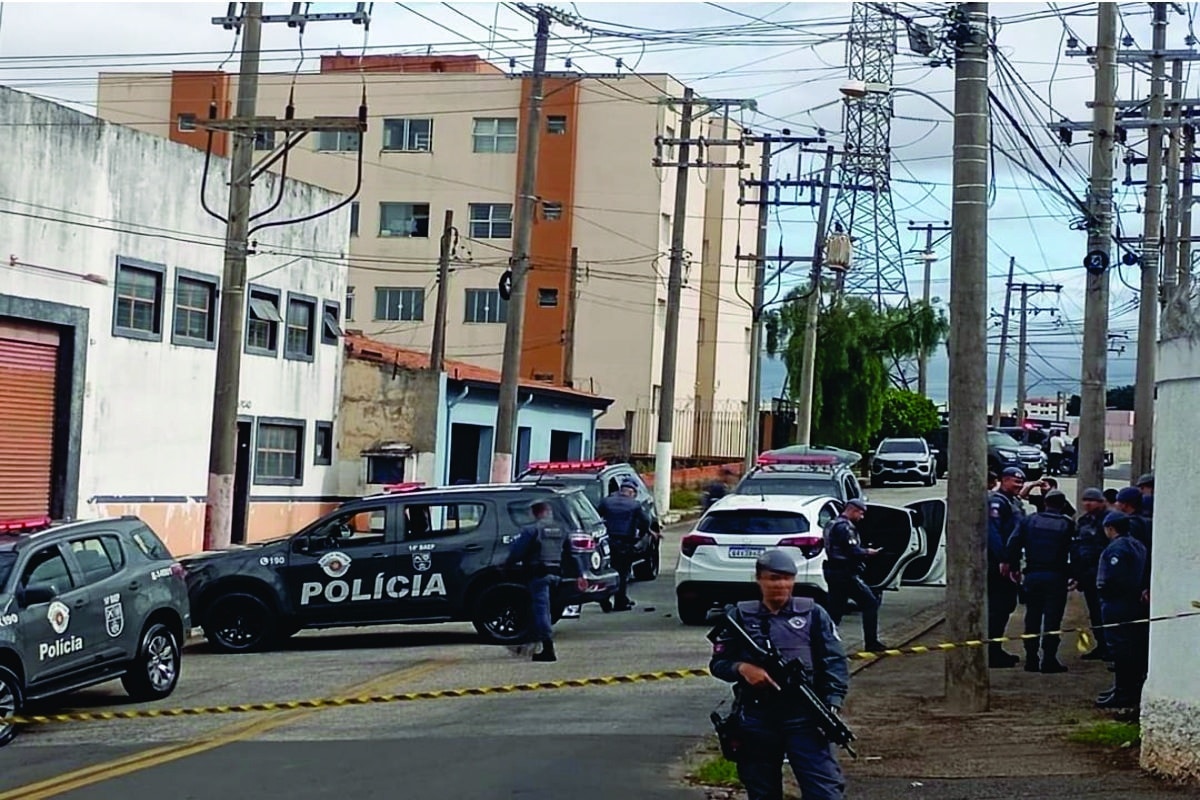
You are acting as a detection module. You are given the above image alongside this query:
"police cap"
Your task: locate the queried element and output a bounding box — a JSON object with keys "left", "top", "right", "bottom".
{"left": 1043, "top": 490, "right": 1067, "bottom": 508}
{"left": 1000, "top": 467, "right": 1026, "bottom": 480}
{"left": 619, "top": 477, "right": 639, "bottom": 490}
{"left": 755, "top": 549, "right": 798, "bottom": 576}
{"left": 1102, "top": 511, "right": 1130, "bottom": 533}
{"left": 846, "top": 498, "right": 867, "bottom": 511}
{"left": 1136, "top": 472, "right": 1155, "bottom": 488}
{"left": 1080, "top": 487, "right": 1106, "bottom": 502}
{"left": 1115, "top": 487, "right": 1143, "bottom": 509}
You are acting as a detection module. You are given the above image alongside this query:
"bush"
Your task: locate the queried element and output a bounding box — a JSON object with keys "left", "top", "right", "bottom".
{"left": 876, "top": 388, "right": 940, "bottom": 442}
{"left": 671, "top": 488, "right": 702, "bottom": 509}
{"left": 690, "top": 756, "right": 740, "bottom": 787}
{"left": 1068, "top": 721, "right": 1141, "bottom": 748}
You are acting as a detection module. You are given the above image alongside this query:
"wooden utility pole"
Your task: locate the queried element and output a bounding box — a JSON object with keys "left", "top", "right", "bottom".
{"left": 944, "top": 0, "right": 991, "bottom": 714}
{"left": 430, "top": 209, "right": 454, "bottom": 370}
{"left": 564, "top": 246, "right": 579, "bottom": 386}
{"left": 795, "top": 147, "right": 837, "bottom": 447}
{"left": 990, "top": 256, "right": 1017, "bottom": 426}
{"left": 492, "top": 7, "right": 550, "bottom": 483}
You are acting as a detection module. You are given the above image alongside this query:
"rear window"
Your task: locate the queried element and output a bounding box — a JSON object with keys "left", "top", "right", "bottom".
{"left": 0, "top": 553, "right": 15, "bottom": 589}
{"left": 736, "top": 475, "right": 834, "bottom": 496}
{"left": 507, "top": 491, "right": 602, "bottom": 530}
{"left": 697, "top": 510, "right": 811, "bottom": 536}
{"left": 563, "top": 490, "right": 603, "bottom": 527}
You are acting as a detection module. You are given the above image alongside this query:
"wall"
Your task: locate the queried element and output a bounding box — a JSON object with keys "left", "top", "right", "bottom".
{"left": 1139, "top": 334, "right": 1200, "bottom": 781}
{"left": 0, "top": 86, "right": 348, "bottom": 555}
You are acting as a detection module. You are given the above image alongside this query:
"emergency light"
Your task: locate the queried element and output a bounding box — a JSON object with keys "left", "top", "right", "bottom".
{"left": 525, "top": 460, "right": 608, "bottom": 472}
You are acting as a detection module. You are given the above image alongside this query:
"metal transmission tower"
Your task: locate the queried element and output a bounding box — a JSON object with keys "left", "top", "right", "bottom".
{"left": 832, "top": 4, "right": 908, "bottom": 308}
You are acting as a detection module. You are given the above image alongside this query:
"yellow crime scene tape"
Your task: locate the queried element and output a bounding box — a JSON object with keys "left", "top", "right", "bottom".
{"left": 12, "top": 603, "right": 1199, "bottom": 727}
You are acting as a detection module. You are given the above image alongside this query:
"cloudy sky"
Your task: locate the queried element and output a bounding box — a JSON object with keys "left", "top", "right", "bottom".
{"left": 0, "top": 1, "right": 1175, "bottom": 405}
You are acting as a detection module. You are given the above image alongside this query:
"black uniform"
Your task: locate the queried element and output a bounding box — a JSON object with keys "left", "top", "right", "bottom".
{"left": 987, "top": 490, "right": 1025, "bottom": 664}
{"left": 822, "top": 513, "right": 882, "bottom": 650}
{"left": 1071, "top": 509, "right": 1109, "bottom": 658}
{"left": 506, "top": 515, "right": 567, "bottom": 658}
{"left": 1096, "top": 534, "right": 1149, "bottom": 704}
{"left": 1005, "top": 510, "right": 1074, "bottom": 670}
{"left": 710, "top": 598, "right": 849, "bottom": 800}
{"left": 597, "top": 491, "right": 651, "bottom": 609}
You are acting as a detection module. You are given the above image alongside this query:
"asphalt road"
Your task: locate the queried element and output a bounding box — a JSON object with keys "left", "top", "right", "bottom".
{"left": 1, "top": 484, "right": 947, "bottom": 799}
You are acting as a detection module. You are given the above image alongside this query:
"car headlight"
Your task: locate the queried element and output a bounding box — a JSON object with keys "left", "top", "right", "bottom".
{"left": 998, "top": 449, "right": 1017, "bottom": 460}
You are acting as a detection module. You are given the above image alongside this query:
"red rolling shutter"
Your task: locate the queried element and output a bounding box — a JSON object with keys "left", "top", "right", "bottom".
{"left": 0, "top": 321, "right": 60, "bottom": 523}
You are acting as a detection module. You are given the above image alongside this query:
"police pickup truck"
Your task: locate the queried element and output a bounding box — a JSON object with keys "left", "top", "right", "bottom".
{"left": 181, "top": 483, "right": 620, "bottom": 652}
{"left": 0, "top": 516, "right": 189, "bottom": 746}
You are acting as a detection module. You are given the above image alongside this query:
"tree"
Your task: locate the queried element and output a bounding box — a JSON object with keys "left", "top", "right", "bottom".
{"left": 877, "top": 388, "right": 941, "bottom": 441}
{"left": 765, "top": 288, "right": 949, "bottom": 454}
{"left": 1106, "top": 384, "right": 1134, "bottom": 411}
{"left": 1066, "top": 394, "right": 1081, "bottom": 416}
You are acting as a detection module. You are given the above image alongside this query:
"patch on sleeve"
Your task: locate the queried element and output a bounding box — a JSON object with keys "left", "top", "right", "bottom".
{"left": 989, "top": 506, "right": 1000, "bottom": 518}
{"left": 1110, "top": 556, "right": 1120, "bottom": 565}
{"left": 712, "top": 642, "right": 726, "bottom": 654}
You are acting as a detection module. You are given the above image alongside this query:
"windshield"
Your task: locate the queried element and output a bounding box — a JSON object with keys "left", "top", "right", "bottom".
{"left": 517, "top": 474, "right": 604, "bottom": 507}
{"left": 879, "top": 440, "right": 925, "bottom": 454}
{"left": 988, "top": 432, "right": 1021, "bottom": 449}
{"left": 697, "top": 510, "right": 811, "bottom": 536}
{"left": 735, "top": 475, "right": 834, "bottom": 496}
{"left": 0, "top": 553, "right": 14, "bottom": 589}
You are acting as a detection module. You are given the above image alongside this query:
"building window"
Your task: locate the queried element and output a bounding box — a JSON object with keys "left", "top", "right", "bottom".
{"left": 472, "top": 117, "right": 518, "bottom": 153}
{"left": 314, "top": 421, "right": 333, "bottom": 466}
{"left": 375, "top": 287, "right": 425, "bottom": 322}
{"left": 464, "top": 288, "right": 507, "bottom": 323}
{"left": 350, "top": 202, "right": 360, "bottom": 237}
{"left": 254, "top": 419, "right": 304, "bottom": 485}
{"left": 346, "top": 286, "right": 356, "bottom": 321}
{"left": 253, "top": 129, "right": 276, "bottom": 150}
{"left": 366, "top": 455, "right": 405, "bottom": 485}
{"left": 664, "top": 125, "right": 676, "bottom": 159}
{"left": 322, "top": 300, "right": 342, "bottom": 345}
{"left": 547, "top": 115, "right": 567, "bottom": 134}
{"left": 468, "top": 203, "right": 513, "bottom": 239}
{"left": 541, "top": 201, "right": 563, "bottom": 221}
{"left": 284, "top": 293, "right": 317, "bottom": 361}
{"left": 112, "top": 258, "right": 165, "bottom": 341}
{"left": 538, "top": 288, "right": 559, "bottom": 307}
{"left": 246, "top": 286, "right": 282, "bottom": 355}
{"left": 379, "top": 202, "right": 430, "bottom": 238}
{"left": 316, "top": 130, "right": 361, "bottom": 152}
{"left": 171, "top": 269, "right": 218, "bottom": 348}
{"left": 177, "top": 113, "right": 197, "bottom": 133}
{"left": 382, "top": 118, "right": 433, "bottom": 152}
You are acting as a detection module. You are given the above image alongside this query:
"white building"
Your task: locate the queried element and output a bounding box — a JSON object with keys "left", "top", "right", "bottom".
{"left": 0, "top": 86, "right": 349, "bottom": 555}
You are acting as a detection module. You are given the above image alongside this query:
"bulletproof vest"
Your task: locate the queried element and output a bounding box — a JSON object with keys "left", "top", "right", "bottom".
{"left": 1096, "top": 535, "right": 1146, "bottom": 600}
{"left": 735, "top": 597, "right": 816, "bottom": 671}
{"left": 600, "top": 493, "right": 642, "bottom": 539}
{"left": 532, "top": 519, "right": 565, "bottom": 567}
{"left": 989, "top": 490, "right": 1024, "bottom": 534}
{"left": 1022, "top": 512, "right": 1073, "bottom": 573}
{"left": 1071, "top": 511, "right": 1107, "bottom": 569}
{"left": 824, "top": 518, "right": 862, "bottom": 566}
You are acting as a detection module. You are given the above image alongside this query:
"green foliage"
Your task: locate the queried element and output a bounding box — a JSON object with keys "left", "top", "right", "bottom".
{"left": 1106, "top": 384, "right": 1135, "bottom": 411}
{"left": 1067, "top": 393, "right": 1081, "bottom": 416}
{"left": 877, "top": 389, "right": 941, "bottom": 441}
{"left": 670, "top": 488, "right": 701, "bottom": 510}
{"left": 1067, "top": 721, "right": 1141, "bottom": 748}
{"left": 765, "top": 290, "right": 949, "bottom": 454}
{"left": 690, "top": 756, "right": 741, "bottom": 787}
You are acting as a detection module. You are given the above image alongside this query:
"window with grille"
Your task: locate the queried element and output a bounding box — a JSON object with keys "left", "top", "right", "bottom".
{"left": 542, "top": 201, "right": 563, "bottom": 220}
{"left": 285, "top": 294, "right": 316, "bottom": 361}
{"left": 547, "top": 115, "right": 567, "bottom": 134}
{"left": 538, "top": 288, "right": 559, "bottom": 307}
{"left": 254, "top": 129, "right": 276, "bottom": 150}
{"left": 472, "top": 117, "right": 518, "bottom": 153}
{"left": 316, "top": 130, "right": 361, "bottom": 152}
{"left": 113, "top": 259, "right": 165, "bottom": 340}
{"left": 468, "top": 203, "right": 513, "bottom": 239}
{"left": 246, "top": 286, "right": 282, "bottom": 355}
{"left": 379, "top": 202, "right": 431, "bottom": 237}
{"left": 172, "top": 271, "right": 217, "bottom": 347}
{"left": 382, "top": 118, "right": 433, "bottom": 152}
{"left": 254, "top": 420, "right": 304, "bottom": 485}
{"left": 375, "top": 287, "right": 425, "bottom": 321}
{"left": 464, "top": 288, "right": 508, "bottom": 323}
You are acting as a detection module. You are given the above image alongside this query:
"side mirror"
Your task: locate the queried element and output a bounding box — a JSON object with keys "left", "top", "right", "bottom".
{"left": 292, "top": 536, "right": 312, "bottom": 554}
{"left": 20, "top": 584, "right": 56, "bottom": 607}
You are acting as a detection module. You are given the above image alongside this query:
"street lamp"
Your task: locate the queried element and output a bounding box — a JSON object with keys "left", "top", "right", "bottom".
{"left": 795, "top": 224, "right": 853, "bottom": 447}
{"left": 840, "top": 79, "right": 956, "bottom": 119}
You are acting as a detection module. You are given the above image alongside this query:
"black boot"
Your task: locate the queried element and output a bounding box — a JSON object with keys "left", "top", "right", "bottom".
{"left": 532, "top": 639, "right": 557, "bottom": 662}
{"left": 1024, "top": 645, "right": 1040, "bottom": 672}
{"left": 990, "top": 646, "right": 1020, "bottom": 668}
{"left": 1041, "top": 658, "right": 1068, "bottom": 674}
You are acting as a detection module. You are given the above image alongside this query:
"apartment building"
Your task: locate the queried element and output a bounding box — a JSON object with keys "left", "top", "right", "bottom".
{"left": 95, "top": 55, "right": 758, "bottom": 457}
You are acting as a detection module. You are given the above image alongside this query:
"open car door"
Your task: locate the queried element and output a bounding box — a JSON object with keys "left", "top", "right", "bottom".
{"left": 858, "top": 503, "right": 927, "bottom": 591}
{"left": 901, "top": 499, "right": 947, "bottom": 586}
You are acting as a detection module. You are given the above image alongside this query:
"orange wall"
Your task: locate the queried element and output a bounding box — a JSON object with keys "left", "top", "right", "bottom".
{"left": 517, "top": 77, "right": 579, "bottom": 384}
{"left": 169, "top": 71, "right": 229, "bottom": 156}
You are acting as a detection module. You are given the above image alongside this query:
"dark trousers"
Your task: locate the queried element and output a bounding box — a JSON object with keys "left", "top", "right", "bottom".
{"left": 1021, "top": 571, "right": 1069, "bottom": 660}
{"left": 824, "top": 568, "right": 880, "bottom": 648}
{"left": 1079, "top": 576, "right": 1108, "bottom": 655}
{"left": 1102, "top": 599, "right": 1149, "bottom": 698}
{"left": 737, "top": 714, "right": 845, "bottom": 800}
{"left": 610, "top": 540, "right": 635, "bottom": 604}
{"left": 528, "top": 575, "right": 555, "bottom": 642}
{"left": 987, "top": 569, "right": 1019, "bottom": 655}
{"left": 1048, "top": 453, "right": 1062, "bottom": 474}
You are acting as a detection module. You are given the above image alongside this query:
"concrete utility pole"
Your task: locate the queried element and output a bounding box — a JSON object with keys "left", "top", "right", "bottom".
{"left": 492, "top": 7, "right": 550, "bottom": 484}
{"left": 1178, "top": 123, "right": 1194, "bottom": 299}
{"left": 564, "top": 246, "right": 579, "bottom": 386}
{"left": 1015, "top": 284, "right": 1030, "bottom": 423}
{"left": 1078, "top": 1, "right": 1118, "bottom": 501}
{"left": 907, "top": 220, "right": 952, "bottom": 397}
{"left": 990, "top": 256, "right": 1017, "bottom": 426}
{"left": 1131, "top": 2, "right": 1169, "bottom": 484}
{"left": 1161, "top": 60, "right": 1184, "bottom": 336}
{"left": 795, "top": 147, "right": 838, "bottom": 447}
{"left": 743, "top": 135, "right": 772, "bottom": 471}
{"left": 944, "top": 1, "right": 991, "bottom": 714}
{"left": 430, "top": 209, "right": 454, "bottom": 371}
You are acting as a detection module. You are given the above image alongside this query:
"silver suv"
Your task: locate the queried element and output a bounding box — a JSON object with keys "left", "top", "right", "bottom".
{"left": 870, "top": 438, "right": 937, "bottom": 487}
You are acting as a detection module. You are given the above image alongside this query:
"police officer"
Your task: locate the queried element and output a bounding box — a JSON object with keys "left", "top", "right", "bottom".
{"left": 1003, "top": 490, "right": 1075, "bottom": 673}
{"left": 709, "top": 550, "right": 849, "bottom": 800}
{"left": 1072, "top": 487, "right": 1111, "bottom": 662}
{"left": 822, "top": 498, "right": 886, "bottom": 652}
{"left": 1095, "top": 512, "right": 1149, "bottom": 708}
{"left": 1113, "top": 487, "right": 1152, "bottom": 556}
{"left": 597, "top": 478, "right": 653, "bottom": 612}
{"left": 1136, "top": 473, "right": 1154, "bottom": 518}
{"left": 505, "top": 500, "right": 567, "bottom": 662}
{"left": 987, "top": 467, "right": 1027, "bottom": 667}
{"left": 703, "top": 468, "right": 736, "bottom": 511}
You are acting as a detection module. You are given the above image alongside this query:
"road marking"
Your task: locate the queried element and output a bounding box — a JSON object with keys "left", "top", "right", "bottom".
{"left": 0, "top": 657, "right": 455, "bottom": 800}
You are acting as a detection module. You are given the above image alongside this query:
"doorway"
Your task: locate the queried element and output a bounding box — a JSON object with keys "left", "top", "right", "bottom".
{"left": 449, "top": 423, "right": 492, "bottom": 484}
{"left": 233, "top": 420, "right": 252, "bottom": 544}
{"left": 549, "top": 430, "right": 582, "bottom": 462}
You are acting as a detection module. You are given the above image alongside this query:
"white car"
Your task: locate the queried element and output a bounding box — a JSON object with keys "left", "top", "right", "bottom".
{"left": 674, "top": 493, "right": 941, "bottom": 625}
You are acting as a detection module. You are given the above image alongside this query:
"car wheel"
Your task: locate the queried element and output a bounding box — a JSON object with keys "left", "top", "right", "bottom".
{"left": 121, "top": 622, "right": 181, "bottom": 702}
{"left": 632, "top": 543, "right": 660, "bottom": 582}
{"left": 677, "top": 596, "right": 710, "bottom": 626}
{"left": 0, "top": 666, "right": 22, "bottom": 747}
{"left": 203, "top": 592, "right": 278, "bottom": 653}
{"left": 472, "top": 584, "right": 534, "bottom": 644}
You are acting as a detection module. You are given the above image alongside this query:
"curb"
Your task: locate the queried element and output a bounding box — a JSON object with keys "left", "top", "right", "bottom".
{"left": 850, "top": 603, "right": 946, "bottom": 676}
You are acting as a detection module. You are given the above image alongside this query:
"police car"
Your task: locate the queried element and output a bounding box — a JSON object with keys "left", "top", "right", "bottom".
{"left": 674, "top": 493, "right": 944, "bottom": 625}
{"left": 181, "top": 483, "right": 620, "bottom": 652}
{"left": 0, "top": 516, "right": 190, "bottom": 745}
{"left": 734, "top": 451, "right": 868, "bottom": 504}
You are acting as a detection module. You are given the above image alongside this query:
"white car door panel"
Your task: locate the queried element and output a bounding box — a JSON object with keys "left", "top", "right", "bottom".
{"left": 859, "top": 503, "right": 927, "bottom": 591}
{"left": 902, "top": 499, "right": 947, "bottom": 586}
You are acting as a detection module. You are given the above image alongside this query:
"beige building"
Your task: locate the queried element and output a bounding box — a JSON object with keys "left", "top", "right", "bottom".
{"left": 96, "top": 55, "right": 758, "bottom": 457}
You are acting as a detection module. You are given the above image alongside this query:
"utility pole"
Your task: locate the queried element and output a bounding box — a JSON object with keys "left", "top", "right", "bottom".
{"left": 430, "top": 209, "right": 454, "bottom": 371}
{"left": 491, "top": 7, "right": 550, "bottom": 484}
{"left": 907, "top": 221, "right": 952, "bottom": 397}
{"left": 990, "top": 256, "right": 1017, "bottom": 426}
{"left": 1015, "top": 284, "right": 1029, "bottom": 423}
{"left": 944, "top": 1, "right": 990, "bottom": 714}
{"left": 795, "top": 147, "right": 838, "bottom": 447}
{"left": 1177, "top": 122, "right": 1194, "bottom": 302}
{"left": 1161, "top": 60, "right": 1185, "bottom": 337}
{"left": 564, "top": 246, "right": 579, "bottom": 387}
{"left": 743, "top": 135, "right": 771, "bottom": 470}
{"left": 1131, "top": 2, "right": 1168, "bottom": 485}
{"left": 1077, "top": 1, "right": 1118, "bottom": 500}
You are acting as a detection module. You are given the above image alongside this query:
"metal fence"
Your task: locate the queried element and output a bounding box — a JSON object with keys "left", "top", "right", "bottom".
{"left": 629, "top": 405, "right": 748, "bottom": 459}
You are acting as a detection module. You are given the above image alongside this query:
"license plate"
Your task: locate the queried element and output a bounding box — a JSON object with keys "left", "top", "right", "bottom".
{"left": 728, "top": 546, "right": 766, "bottom": 559}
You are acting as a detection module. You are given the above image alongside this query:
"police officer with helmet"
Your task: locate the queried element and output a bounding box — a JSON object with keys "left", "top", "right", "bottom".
{"left": 597, "top": 478, "right": 653, "bottom": 611}
{"left": 709, "top": 549, "right": 850, "bottom": 800}
{"left": 1072, "top": 488, "right": 1112, "bottom": 661}
{"left": 822, "top": 498, "right": 887, "bottom": 652}
{"left": 1095, "top": 511, "right": 1149, "bottom": 708}
{"left": 987, "top": 467, "right": 1027, "bottom": 667}
{"left": 505, "top": 500, "right": 569, "bottom": 662}
{"left": 1002, "top": 490, "right": 1075, "bottom": 673}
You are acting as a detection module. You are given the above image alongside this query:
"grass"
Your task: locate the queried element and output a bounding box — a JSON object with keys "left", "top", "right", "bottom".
{"left": 690, "top": 755, "right": 742, "bottom": 787}
{"left": 671, "top": 488, "right": 702, "bottom": 509}
{"left": 1068, "top": 721, "right": 1142, "bottom": 748}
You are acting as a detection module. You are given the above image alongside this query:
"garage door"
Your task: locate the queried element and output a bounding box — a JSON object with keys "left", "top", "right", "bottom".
{"left": 0, "top": 320, "right": 59, "bottom": 523}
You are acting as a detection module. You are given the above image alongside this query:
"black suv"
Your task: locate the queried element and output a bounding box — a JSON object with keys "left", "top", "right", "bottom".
{"left": 515, "top": 460, "right": 662, "bottom": 581}
{"left": 182, "top": 484, "right": 620, "bottom": 652}
{"left": 734, "top": 451, "right": 867, "bottom": 503}
{"left": 0, "top": 517, "right": 190, "bottom": 745}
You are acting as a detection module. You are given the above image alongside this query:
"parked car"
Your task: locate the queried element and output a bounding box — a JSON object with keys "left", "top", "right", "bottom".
{"left": 734, "top": 451, "right": 867, "bottom": 503}
{"left": 515, "top": 460, "right": 661, "bottom": 581}
{"left": 869, "top": 438, "right": 938, "bottom": 487}
{"left": 182, "top": 483, "right": 619, "bottom": 652}
{"left": 0, "top": 517, "right": 189, "bottom": 746}
{"left": 987, "top": 430, "right": 1047, "bottom": 479}
{"left": 674, "top": 493, "right": 943, "bottom": 626}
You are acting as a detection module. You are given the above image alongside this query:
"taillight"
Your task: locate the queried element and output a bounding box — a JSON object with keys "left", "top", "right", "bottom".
{"left": 778, "top": 535, "right": 824, "bottom": 559}
{"left": 569, "top": 533, "right": 597, "bottom": 552}
{"left": 170, "top": 563, "right": 187, "bottom": 580}
{"left": 681, "top": 534, "right": 717, "bottom": 557}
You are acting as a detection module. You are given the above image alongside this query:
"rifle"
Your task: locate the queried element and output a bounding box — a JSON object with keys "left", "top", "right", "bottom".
{"left": 710, "top": 609, "right": 858, "bottom": 758}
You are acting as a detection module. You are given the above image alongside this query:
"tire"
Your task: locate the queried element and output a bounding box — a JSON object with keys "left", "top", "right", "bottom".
{"left": 202, "top": 592, "right": 279, "bottom": 653}
{"left": 677, "top": 596, "right": 710, "bottom": 626}
{"left": 472, "top": 584, "right": 534, "bottom": 644}
{"left": 121, "top": 622, "right": 181, "bottom": 702}
{"left": 870, "top": 477, "right": 883, "bottom": 488}
{"left": 632, "top": 543, "right": 660, "bottom": 582}
{"left": 0, "top": 665, "right": 22, "bottom": 747}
